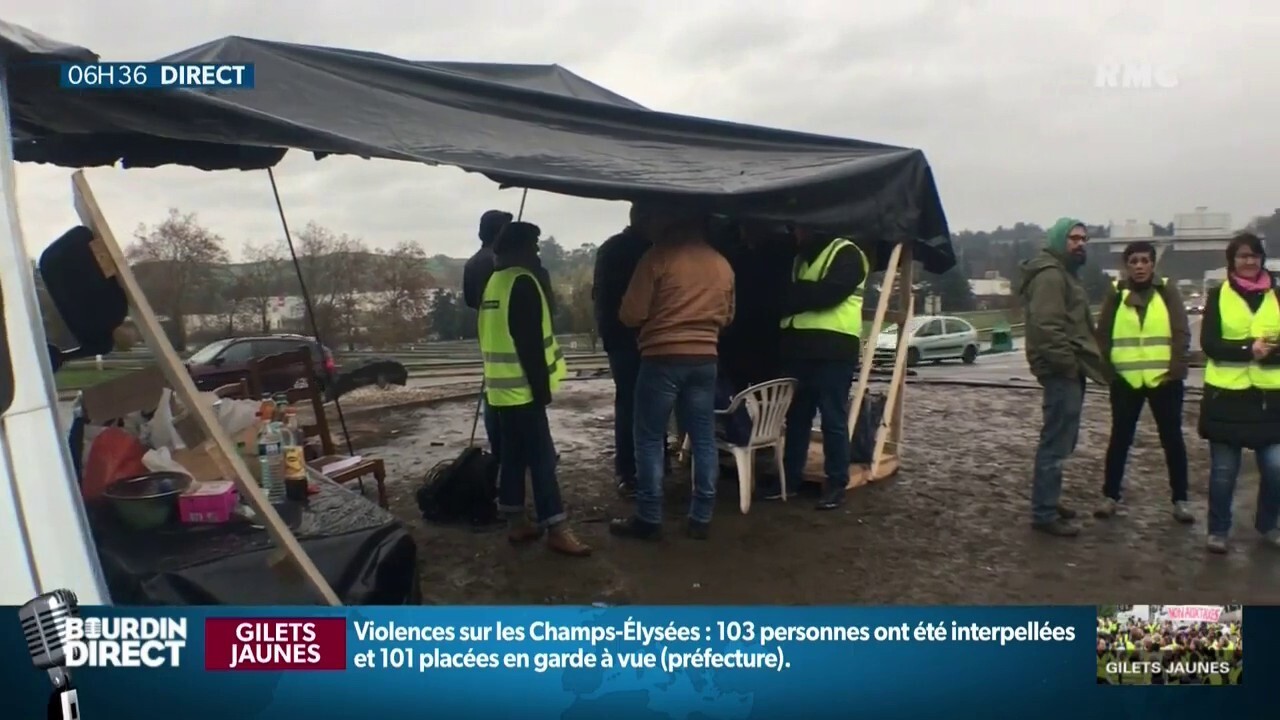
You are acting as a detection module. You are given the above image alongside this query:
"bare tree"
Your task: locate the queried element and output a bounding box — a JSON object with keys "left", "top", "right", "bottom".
{"left": 236, "top": 241, "right": 285, "bottom": 333}
{"left": 369, "top": 240, "right": 434, "bottom": 347}
{"left": 128, "top": 209, "right": 229, "bottom": 349}
{"left": 289, "top": 223, "right": 370, "bottom": 347}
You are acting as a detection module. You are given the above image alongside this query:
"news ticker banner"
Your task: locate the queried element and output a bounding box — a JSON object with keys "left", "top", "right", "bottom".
{"left": 57, "top": 63, "right": 255, "bottom": 89}
{"left": 5, "top": 605, "right": 1274, "bottom": 720}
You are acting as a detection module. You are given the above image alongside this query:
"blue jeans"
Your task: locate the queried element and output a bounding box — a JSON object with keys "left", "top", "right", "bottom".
{"left": 1031, "top": 375, "right": 1085, "bottom": 524}
{"left": 494, "top": 404, "right": 566, "bottom": 527}
{"left": 482, "top": 398, "right": 500, "bottom": 457}
{"left": 634, "top": 359, "right": 718, "bottom": 524}
{"left": 607, "top": 347, "right": 641, "bottom": 481}
{"left": 782, "top": 359, "right": 856, "bottom": 493}
{"left": 1207, "top": 442, "right": 1280, "bottom": 538}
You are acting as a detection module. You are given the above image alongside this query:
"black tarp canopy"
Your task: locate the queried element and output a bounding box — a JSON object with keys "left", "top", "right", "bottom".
{"left": 1, "top": 24, "right": 954, "bottom": 271}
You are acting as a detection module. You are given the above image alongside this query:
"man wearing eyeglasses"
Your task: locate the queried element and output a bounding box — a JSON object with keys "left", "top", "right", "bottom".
{"left": 1016, "top": 218, "right": 1108, "bottom": 536}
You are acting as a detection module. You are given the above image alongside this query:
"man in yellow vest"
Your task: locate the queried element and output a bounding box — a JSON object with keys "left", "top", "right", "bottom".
{"left": 478, "top": 222, "right": 589, "bottom": 557}
{"left": 765, "top": 226, "right": 869, "bottom": 511}
{"left": 1094, "top": 241, "right": 1194, "bottom": 523}
{"left": 1016, "top": 218, "right": 1108, "bottom": 536}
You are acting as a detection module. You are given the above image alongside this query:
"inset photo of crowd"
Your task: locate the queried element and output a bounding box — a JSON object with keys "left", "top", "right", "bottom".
{"left": 1097, "top": 604, "right": 1242, "bottom": 685}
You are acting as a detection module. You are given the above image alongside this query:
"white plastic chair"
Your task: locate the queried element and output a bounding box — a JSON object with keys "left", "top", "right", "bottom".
{"left": 680, "top": 378, "right": 799, "bottom": 514}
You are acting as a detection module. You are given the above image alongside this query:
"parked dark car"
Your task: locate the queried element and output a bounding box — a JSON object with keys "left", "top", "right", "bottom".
{"left": 186, "top": 334, "right": 338, "bottom": 396}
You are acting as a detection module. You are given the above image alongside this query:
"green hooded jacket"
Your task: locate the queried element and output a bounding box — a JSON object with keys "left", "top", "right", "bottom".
{"left": 1016, "top": 218, "right": 1107, "bottom": 382}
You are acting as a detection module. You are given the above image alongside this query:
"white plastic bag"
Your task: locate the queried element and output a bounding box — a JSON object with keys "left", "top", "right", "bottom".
{"left": 141, "top": 447, "right": 190, "bottom": 475}
{"left": 149, "top": 388, "right": 186, "bottom": 450}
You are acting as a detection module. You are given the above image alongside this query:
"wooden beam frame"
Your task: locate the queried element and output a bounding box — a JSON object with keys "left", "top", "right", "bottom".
{"left": 804, "top": 240, "right": 914, "bottom": 488}
{"left": 71, "top": 171, "right": 340, "bottom": 606}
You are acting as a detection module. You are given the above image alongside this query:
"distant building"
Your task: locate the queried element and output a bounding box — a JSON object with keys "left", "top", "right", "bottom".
{"left": 1093, "top": 207, "right": 1245, "bottom": 284}
{"left": 969, "top": 272, "right": 1014, "bottom": 310}
{"left": 182, "top": 288, "right": 452, "bottom": 337}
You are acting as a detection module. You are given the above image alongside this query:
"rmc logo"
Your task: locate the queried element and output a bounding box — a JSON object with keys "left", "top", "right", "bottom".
{"left": 1095, "top": 62, "right": 1178, "bottom": 90}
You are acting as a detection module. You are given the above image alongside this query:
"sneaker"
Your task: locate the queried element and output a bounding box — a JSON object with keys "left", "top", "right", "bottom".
{"left": 816, "top": 487, "right": 846, "bottom": 511}
{"left": 1262, "top": 529, "right": 1280, "bottom": 549}
{"left": 609, "top": 516, "right": 662, "bottom": 541}
{"left": 1206, "top": 535, "right": 1229, "bottom": 554}
{"left": 1094, "top": 498, "right": 1120, "bottom": 519}
{"left": 1032, "top": 518, "right": 1080, "bottom": 537}
{"left": 755, "top": 480, "right": 792, "bottom": 501}
{"left": 1172, "top": 502, "right": 1196, "bottom": 525}
{"left": 686, "top": 519, "right": 710, "bottom": 540}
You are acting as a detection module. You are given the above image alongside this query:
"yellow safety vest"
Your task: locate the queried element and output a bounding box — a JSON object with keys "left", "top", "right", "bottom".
{"left": 1229, "top": 665, "right": 1241, "bottom": 684}
{"left": 477, "top": 267, "right": 567, "bottom": 407}
{"left": 1204, "top": 283, "right": 1280, "bottom": 390}
{"left": 779, "top": 238, "right": 868, "bottom": 335}
{"left": 1097, "top": 653, "right": 1114, "bottom": 683}
{"left": 1110, "top": 288, "right": 1173, "bottom": 388}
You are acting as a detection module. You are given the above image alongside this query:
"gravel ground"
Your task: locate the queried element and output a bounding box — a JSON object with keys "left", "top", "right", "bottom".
{"left": 329, "top": 379, "right": 1280, "bottom": 605}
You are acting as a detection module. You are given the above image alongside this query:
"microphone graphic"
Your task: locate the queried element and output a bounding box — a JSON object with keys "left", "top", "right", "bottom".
{"left": 17, "top": 590, "right": 81, "bottom": 720}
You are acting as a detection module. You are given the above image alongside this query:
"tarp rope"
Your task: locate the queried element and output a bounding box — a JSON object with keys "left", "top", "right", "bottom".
{"left": 265, "top": 167, "right": 355, "bottom": 457}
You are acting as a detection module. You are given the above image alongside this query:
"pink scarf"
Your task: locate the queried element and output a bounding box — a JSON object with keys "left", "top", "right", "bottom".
{"left": 1232, "top": 271, "right": 1272, "bottom": 292}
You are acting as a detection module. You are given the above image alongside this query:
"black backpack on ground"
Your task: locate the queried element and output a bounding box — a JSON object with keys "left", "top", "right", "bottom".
{"left": 415, "top": 447, "right": 499, "bottom": 526}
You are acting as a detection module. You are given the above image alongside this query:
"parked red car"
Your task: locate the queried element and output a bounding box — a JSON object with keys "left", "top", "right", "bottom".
{"left": 185, "top": 334, "right": 337, "bottom": 396}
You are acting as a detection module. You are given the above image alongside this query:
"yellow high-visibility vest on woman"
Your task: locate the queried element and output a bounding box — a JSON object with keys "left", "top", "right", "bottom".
{"left": 477, "top": 267, "right": 567, "bottom": 407}
{"left": 1204, "top": 284, "right": 1280, "bottom": 390}
{"left": 1110, "top": 287, "right": 1173, "bottom": 388}
{"left": 779, "top": 237, "right": 868, "bottom": 335}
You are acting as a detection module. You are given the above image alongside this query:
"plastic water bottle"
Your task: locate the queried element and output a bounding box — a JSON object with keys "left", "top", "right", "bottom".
{"left": 257, "top": 422, "right": 285, "bottom": 503}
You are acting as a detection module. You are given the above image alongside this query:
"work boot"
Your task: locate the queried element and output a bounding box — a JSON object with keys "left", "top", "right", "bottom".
{"left": 1206, "top": 535, "right": 1229, "bottom": 554}
{"left": 1094, "top": 498, "right": 1120, "bottom": 519}
{"left": 546, "top": 525, "right": 591, "bottom": 557}
{"left": 609, "top": 516, "right": 662, "bottom": 541}
{"left": 1032, "top": 518, "right": 1080, "bottom": 537}
{"left": 506, "top": 514, "right": 541, "bottom": 545}
{"left": 1172, "top": 502, "right": 1195, "bottom": 525}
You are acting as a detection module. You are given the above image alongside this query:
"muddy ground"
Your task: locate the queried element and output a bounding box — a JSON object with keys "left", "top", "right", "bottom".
{"left": 331, "top": 379, "right": 1280, "bottom": 605}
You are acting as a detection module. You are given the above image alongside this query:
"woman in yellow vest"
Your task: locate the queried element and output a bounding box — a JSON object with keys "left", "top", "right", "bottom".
{"left": 1199, "top": 232, "right": 1280, "bottom": 554}
{"left": 1094, "top": 241, "right": 1194, "bottom": 523}
{"left": 477, "top": 222, "right": 590, "bottom": 557}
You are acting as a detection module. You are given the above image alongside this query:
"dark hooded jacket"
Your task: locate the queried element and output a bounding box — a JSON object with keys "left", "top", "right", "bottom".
{"left": 462, "top": 210, "right": 513, "bottom": 310}
{"left": 1198, "top": 274, "right": 1280, "bottom": 448}
{"left": 1017, "top": 217, "right": 1107, "bottom": 383}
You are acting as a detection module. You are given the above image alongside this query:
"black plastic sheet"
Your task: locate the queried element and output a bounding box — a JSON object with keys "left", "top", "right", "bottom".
{"left": 90, "top": 478, "right": 419, "bottom": 605}
{"left": 2, "top": 27, "right": 954, "bottom": 272}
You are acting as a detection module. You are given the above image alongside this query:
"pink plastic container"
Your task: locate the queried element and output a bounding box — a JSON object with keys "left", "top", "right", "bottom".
{"left": 178, "top": 481, "right": 237, "bottom": 524}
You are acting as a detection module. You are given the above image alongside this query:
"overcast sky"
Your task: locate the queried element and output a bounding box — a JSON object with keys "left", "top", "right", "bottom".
{"left": 7, "top": 0, "right": 1278, "bottom": 264}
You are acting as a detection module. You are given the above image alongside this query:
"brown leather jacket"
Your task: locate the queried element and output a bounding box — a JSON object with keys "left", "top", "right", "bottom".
{"left": 619, "top": 237, "right": 734, "bottom": 357}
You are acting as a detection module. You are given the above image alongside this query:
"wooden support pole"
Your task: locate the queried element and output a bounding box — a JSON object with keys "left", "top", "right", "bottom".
{"left": 71, "top": 171, "right": 341, "bottom": 606}
{"left": 870, "top": 240, "right": 915, "bottom": 477}
{"left": 845, "top": 242, "right": 902, "bottom": 460}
